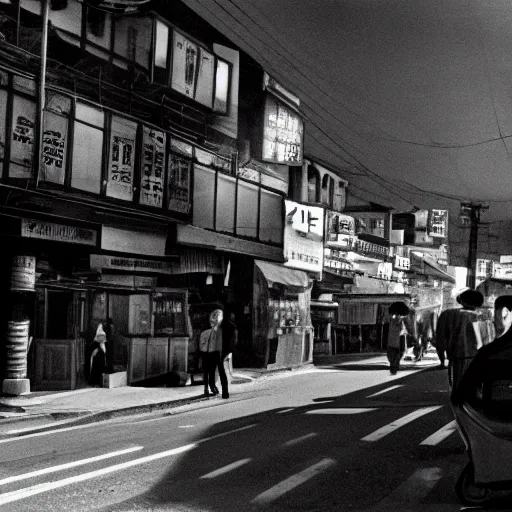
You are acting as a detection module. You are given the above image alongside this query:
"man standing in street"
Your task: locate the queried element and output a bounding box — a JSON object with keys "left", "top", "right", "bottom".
{"left": 434, "top": 288, "right": 484, "bottom": 391}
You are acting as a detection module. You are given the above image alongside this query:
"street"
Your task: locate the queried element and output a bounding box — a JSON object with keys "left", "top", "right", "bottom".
{"left": 0, "top": 358, "right": 484, "bottom": 512}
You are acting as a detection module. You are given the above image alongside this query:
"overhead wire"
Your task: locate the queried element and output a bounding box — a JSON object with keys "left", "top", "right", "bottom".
{"left": 191, "top": 0, "right": 500, "bottom": 208}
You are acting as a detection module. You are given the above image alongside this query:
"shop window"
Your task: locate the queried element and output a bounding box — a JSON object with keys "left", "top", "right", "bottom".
{"left": 153, "top": 291, "right": 187, "bottom": 336}
{"left": 9, "top": 95, "right": 36, "bottom": 178}
{"left": 213, "top": 58, "right": 230, "bottom": 114}
{"left": 259, "top": 189, "right": 283, "bottom": 244}
{"left": 216, "top": 173, "right": 236, "bottom": 233}
{"left": 140, "top": 126, "right": 166, "bottom": 208}
{"left": 153, "top": 19, "right": 169, "bottom": 84}
{"left": 168, "top": 152, "right": 191, "bottom": 213}
{"left": 107, "top": 115, "right": 137, "bottom": 201}
{"left": 71, "top": 103, "right": 104, "bottom": 194}
{"left": 307, "top": 165, "right": 320, "bottom": 203}
{"left": 236, "top": 180, "right": 258, "bottom": 238}
{"left": 193, "top": 164, "right": 215, "bottom": 229}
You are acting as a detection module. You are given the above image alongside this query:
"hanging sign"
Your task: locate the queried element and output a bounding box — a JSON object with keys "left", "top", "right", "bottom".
{"left": 90, "top": 255, "right": 174, "bottom": 274}
{"left": 429, "top": 209, "right": 448, "bottom": 238}
{"left": 394, "top": 255, "right": 410, "bottom": 271}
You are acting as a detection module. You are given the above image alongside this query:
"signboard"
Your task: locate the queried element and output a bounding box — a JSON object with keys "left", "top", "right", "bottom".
{"left": 21, "top": 219, "right": 97, "bottom": 246}
{"left": 500, "top": 255, "right": 512, "bottom": 264}
{"left": 284, "top": 200, "right": 324, "bottom": 273}
{"left": 168, "top": 153, "right": 191, "bottom": 214}
{"left": 262, "top": 95, "right": 303, "bottom": 165}
{"left": 90, "top": 255, "right": 174, "bottom": 274}
{"left": 326, "top": 211, "right": 355, "bottom": 237}
{"left": 494, "top": 263, "right": 512, "bottom": 280}
{"left": 323, "top": 248, "right": 354, "bottom": 273}
{"left": 355, "top": 239, "right": 389, "bottom": 259}
{"left": 394, "top": 255, "right": 410, "bottom": 271}
{"left": 377, "top": 262, "right": 393, "bottom": 280}
{"left": 476, "top": 259, "right": 493, "bottom": 278}
{"left": 429, "top": 209, "right": 448, "bottom": 238}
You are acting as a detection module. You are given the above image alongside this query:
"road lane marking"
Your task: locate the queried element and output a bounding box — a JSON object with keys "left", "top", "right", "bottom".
{"left": 283, "top": 433, "right": 318, "bottom": 447}
{"left": 199, "top": 458, "right": 252, "bottom": 479}
{"left": 276, "top": 408, "right": 295, "bottom": 414}
{"left": 201, "top": 424, "right": 257, "bottom": 442}
{"left": 361, "top": 406, "right": 443, "bottom": 442}
{"left": 0, "top": 443, "right": 197, "bottom": 506}
{"left": 419, "top": 420, "right": 457, "bottom": 446}
{"left": 366, "top": 385, "right": 403, "bottom": 398}
{"left": 305, "top": 408, "right": 377, "bottom": 415}
{"left": 0, "top": 446, "right": 143, "bottom": 486}
{"left": 178, "top": 425, "right": 195, "bottom": 429}
{"left": 368, "top": 467, "right": 442, "bottom": 510}
{"left": 250, "top": 458, "right": 336, "bottom": 505}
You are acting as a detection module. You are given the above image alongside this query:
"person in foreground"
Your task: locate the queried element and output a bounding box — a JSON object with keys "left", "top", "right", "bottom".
{"left": 452, "top": 295, "right": 512, "bottom": 408}
{"left": 199, "top": 308, "right": 235, "bottom": 399}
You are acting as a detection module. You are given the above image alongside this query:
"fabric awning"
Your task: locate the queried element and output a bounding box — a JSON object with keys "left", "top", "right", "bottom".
{"left": 410, "top": 253, "right": 456, "bottom": 284}
{"left": 255, "top": 260, "right": 309, "bottom": 291}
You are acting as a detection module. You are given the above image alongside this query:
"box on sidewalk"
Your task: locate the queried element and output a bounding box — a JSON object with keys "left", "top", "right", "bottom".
{"left": 102, "top": 371, "right": 127, "bottom": 389}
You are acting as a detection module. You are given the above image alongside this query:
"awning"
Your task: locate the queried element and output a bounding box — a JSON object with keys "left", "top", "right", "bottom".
{"left": 255, "top": 260, "right": 309, "bottom": 291}
{"left": 410, "top": 253, "right": 456, "bottom": 284}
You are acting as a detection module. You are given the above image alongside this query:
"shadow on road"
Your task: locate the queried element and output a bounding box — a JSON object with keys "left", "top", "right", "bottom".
{"left": 103, "top": 366, "right": 475, "bottom": 512}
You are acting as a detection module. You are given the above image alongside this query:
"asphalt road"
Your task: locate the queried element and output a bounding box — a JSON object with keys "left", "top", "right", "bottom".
{"left": 0, "top": 358, "right": 498, "bottom": 511}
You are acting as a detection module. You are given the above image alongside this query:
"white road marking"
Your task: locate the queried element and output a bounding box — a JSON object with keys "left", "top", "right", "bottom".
{"left": 366, "top": 385, "right": 403, "bottom": 398}
{"left": 276, "top": 408, "right": 295, "bottom": 414}
{"left": 199, "top": 458, "right": 252, "bottom": 479}
{"left": 0, "top": 443, "right": 197, "bottom": 506}
{"left": 178, "top": 425, "right": 195, "bottom": 429}
{"left": 250, "top": 458, "right": 336, "bottom": 505}
{"left": 283, "top": 433, "right": 318, "bottom": 447}
{"left": 0, "top": 423, "right": 259, "bottom": 505}
{"left": 305, "top": 408, "right": 377, "bottom": 415}
{"left": 419, "top": 420, "right": 457, "bottom": 446}
{"left": 361, "top": 406, "right": 443, "bottom": 442}
{"left": 368, "top": 467, "right": 442, "bottom": 510}
{"left": 0, "top": 446, "right": 143, "bottom": 486}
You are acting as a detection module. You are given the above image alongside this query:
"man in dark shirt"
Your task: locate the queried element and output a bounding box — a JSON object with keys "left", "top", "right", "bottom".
{"left": 452, "top": 295, "right": 512, "bottom": 418}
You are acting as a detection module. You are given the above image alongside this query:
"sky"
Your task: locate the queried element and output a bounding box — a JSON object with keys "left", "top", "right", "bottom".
{"left": 183, "top": 0, "right": 512, "bottom": 264}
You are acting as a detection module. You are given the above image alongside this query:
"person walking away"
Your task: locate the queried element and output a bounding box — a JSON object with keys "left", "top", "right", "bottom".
{"left": 434, "top": 288, "right": 484, "bottom": 391}
{"left": 199, "top": 309, "right": 233, "bottom": 399}
{"left": 387, "top": 302, "right": 411, "bottom": 375}
{"left": 89, "top": 322, "right": 107, "bottom": 386}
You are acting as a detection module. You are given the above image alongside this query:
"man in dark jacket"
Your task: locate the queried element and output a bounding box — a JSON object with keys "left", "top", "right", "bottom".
{"left": 452, "top": 295, "right": 512, "bottom": 413}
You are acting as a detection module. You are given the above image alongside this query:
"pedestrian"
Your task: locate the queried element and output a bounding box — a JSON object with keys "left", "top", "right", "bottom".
{"left": 199, "top": 309, "right": 235, "bottom": 399}
{"left": 89, "top": 321, "right": 107, "bottom": 386}
{"left": 452, "top": 294, "right": 512, "bottom": 406}
{"left": 434, "top": 288, "right": 484, "bottom": 391}
{"left": 387, "top": 302, "right": 411, "bottom": 375}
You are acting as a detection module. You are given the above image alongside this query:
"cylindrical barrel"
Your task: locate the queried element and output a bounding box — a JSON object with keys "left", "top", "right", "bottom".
{"left": 10, "top": 255, "right": 36, "bottom": 292}
{"left": 5, "top": 320, "right": 30, "bottom": 379}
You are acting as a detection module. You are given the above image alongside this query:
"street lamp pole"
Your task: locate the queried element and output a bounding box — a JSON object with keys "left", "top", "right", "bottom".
{"left": 460, "top": 202, "right": 488, "bottom": 289}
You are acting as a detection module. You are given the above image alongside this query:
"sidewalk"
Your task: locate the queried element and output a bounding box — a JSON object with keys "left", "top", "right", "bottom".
{"left": 0, "top": 351, "right": 441, "bottom": 437}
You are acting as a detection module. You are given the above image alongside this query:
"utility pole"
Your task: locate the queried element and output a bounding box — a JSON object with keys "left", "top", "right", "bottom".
{"left": 460, "top": 202, "right": 488, "bottom": 289}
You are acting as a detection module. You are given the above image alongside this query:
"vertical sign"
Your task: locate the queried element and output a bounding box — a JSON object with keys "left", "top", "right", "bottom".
{"left": 140, "top": 126, "right": 165, "bottom": 208}
{"left": 171, "top": 32, "right": 198, "bottom": 99}
{"left": 107, "top": 116, "right": 137, "bottom": 201}
{"left": 42, "top": 111, "right": 67, "bottom": 184}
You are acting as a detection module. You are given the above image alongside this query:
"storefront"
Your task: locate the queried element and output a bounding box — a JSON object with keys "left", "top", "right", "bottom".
{"left": 0, "top": 215, "right": 194, "bottom": 391}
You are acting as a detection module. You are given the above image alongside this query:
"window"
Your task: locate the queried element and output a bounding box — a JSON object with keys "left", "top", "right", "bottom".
{"left": 259, "top": 190, "right": 283, "bottom": 244}
{"left": 71, "top": 102, "right": 104, "bottom": 194}
{"left": 107, "top": 116, "right": 137, "bottom": 201}
{"left": 236, "top": 180, "right": 258, "bottom": 238}
{"left": 140, "top": 126, "right": 166, "bottom": 207}
{"left": 307, "top": 165, "right": 320, "bottom": 203}
{"left": 42, "top": 92, "right": 71, "bottom": 185}
{"left": 171, "top": 31, "right": 198, "bottom": 99}
{"left": 168, "top": 152, "right": 191, "bottom": 214}
{"left": 153, "top": 20, "right": 169, "bottom": 84}
{"left": 216, "top": 173, "right": 236, "bottom": 233}
{"left": 87, "top": 6, "right": 106, "bottom": 38}
{"left": 288, "top": 166, "right": 303, "bottom": 202}
{"left": 214, "top": 58, "right": 230, "bottom": 114}
{"left": 10, "top": 95, "right": 36, "bottom": 178}
{"left": 193, "top": 164, "right": 215, "bottom": 229}
{"left": 195, "top": 48, "right": 215, "bottom": 108}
